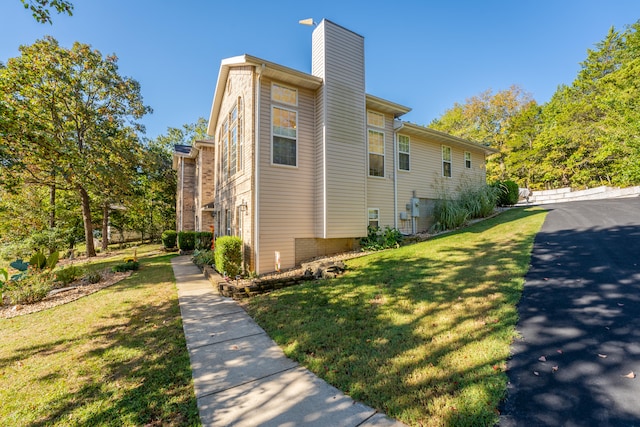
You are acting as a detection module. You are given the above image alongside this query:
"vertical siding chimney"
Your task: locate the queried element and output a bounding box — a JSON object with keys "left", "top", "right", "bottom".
{"left": 312, "top": 20, "right": 367, "bottom": 238}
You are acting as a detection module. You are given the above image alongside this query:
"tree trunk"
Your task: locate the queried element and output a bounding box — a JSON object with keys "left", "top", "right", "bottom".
{"left": 102, "top": 202, "right": 109, "bottom": 252}
{"left": 79, "top": 185, "right": 96, "bottom": 257}
{"left": 49, "top": 184, "right": 56, "bottom": 228}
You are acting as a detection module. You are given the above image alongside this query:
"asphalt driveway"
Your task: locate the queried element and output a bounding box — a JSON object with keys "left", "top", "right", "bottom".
{"left": 500, "top": 198, "right": 640, "bottom": 426}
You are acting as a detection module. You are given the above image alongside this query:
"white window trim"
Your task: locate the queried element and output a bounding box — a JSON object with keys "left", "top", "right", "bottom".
{"left": 368, "top": 128, "right": 385, "bottom": 178}
{"left": 271, "top": 105, "right": 298, "bottom": 168}
{"left": 225, "top": 208, "right": 232, "bottom": 236}
{"left": 368, "top": 208, "right": 380, "bottom": 228}
{"left": 271, "top": 82, "right": 298, "bottom": 106}
{"left": 442, "top": 145, "right": 452, "bottom": 178}
{"left": 464, "top": 151, "right": 472, "bottom": 169}
{"left": 237, "top": 96, "right": 244, "bottom": 173}
{"left": 398, "top": 134, "right": 410, "bottom": 172}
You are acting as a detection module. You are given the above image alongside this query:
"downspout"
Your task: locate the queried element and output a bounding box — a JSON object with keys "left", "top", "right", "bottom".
{"left": 254, "top": 64, "right": 264, "bottom": 273}
{"left": 393, "top": 120, "right": 403, "bottom": 231}
{"left": 393, "top": 126, "right": 398, "bottom": 230}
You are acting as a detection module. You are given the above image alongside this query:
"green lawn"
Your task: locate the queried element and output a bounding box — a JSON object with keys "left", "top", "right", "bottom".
{"left": 0, "top": 246, "right": 200, "bottom": 426}
{"left": 245, "top": 207, "right": 546, "bottom": 427}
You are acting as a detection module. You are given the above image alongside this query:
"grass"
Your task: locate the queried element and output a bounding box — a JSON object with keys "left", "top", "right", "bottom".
{"left": 245, "top": 207, "right": 547, "bottom": 427}
{"left": 0, "top": 245, "right": 200, "bottom": 426}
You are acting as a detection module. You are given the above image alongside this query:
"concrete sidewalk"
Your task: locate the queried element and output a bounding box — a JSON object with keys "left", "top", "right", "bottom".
{"left": 171, "top": 256, "right": 405, "bottom": 427}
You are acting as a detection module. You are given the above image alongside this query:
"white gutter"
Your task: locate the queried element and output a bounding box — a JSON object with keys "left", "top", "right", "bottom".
{"left": 393, "top": 130, "right": 398, "bottom": 230}
{"left": 393, "top": 120, "right": 404, "bottom": 230}
{"left": 254, "top": 64, "right": 264, "bottom": 273}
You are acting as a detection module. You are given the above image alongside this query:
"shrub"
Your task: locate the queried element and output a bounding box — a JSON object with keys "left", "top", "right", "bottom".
{"left": 55, "top": 265, "right": 85, "bottom": 286}
{"left": 0, "top": 268, "right": 8, "bottom": 298}
{"left": 161, "top": 230, "right": 177, "bottom": 249}
{"left": 85, "top": 271, "right": 102, "bottom": 284}
{"left": 192, "top": 249, "right": 215, "bottom": 268}
{"left": 111, "top": 261, "right": 140, "bottom": 273}
{"left": 194, "top": 232, "right": 213, "bottom": 251}
{"left": 360, "top": 226, "right": 403, "bottom": 251}
{"left": 28, "top": 250, "right": 59, "bottom": 270}
{"left": 459, "top": 184, "right": 498, "bottom": 219}
{"left": 6, "top": 272, "right": 53, "bottom": 305}
{"left": 432, "top": 199, "right": 469, "bottom": 232}
{"left": 214, "top": 236, "right": 242, "bottom": 278}
{"left": 493, "top": 180, "right": 519, "bottom": 206}
{"left": 177, "top": 231, "right": 196, "bottom": 251}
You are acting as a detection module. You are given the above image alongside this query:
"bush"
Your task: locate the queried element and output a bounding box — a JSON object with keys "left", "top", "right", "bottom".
{"left": 161, "top": 230, "right": 177, "bottom": 249}
{"left": 214, "top": 236, "right": 242, "bottom": 278}
{"left": 194, "top": 232, "right": 213, "bottom": 251}
{"left": 6, "top": 272, "right": 53, "bottom": 305}
{"left": 111, "top": 261, "right": 140, "bottom": 273}
{"left": 85, "top": 271, "right": 102, "bottom": 284}
{"left": 432, "top": 199, "right": 469, "bottom": 232}
{"left": 192, "top": 249, "right": 215, "bottom": 268}
{"left": 29, "top": 250, "right": 59, "bottom": 270}
{"left": 177, "top": 231, "right": 196, "bottom": 251}
{"left": 493, "top": 180, "right": 519, "bottom": 206}
{"left": 55, "top": 265, "right": 85, "bottom": 286}
{"left": 459, "top": 185, "right": 498, "bottom": 219}
{"left": 360, "top": 226, "right": 403, "bottom": 251}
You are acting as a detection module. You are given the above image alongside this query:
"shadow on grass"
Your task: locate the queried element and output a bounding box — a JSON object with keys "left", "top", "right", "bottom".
{"left": 248, "top": 207, "right": 546, "bottom": 426}
{"left": 1, "top": 253, "right": 199, "bottom": 426}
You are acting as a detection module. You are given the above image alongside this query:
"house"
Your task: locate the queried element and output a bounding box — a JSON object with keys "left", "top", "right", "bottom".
{"left": 173, "top": 19, "right": 497, "bottom": 275}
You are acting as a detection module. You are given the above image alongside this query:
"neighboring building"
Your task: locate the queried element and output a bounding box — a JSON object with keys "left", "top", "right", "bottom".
{"left": 173, "top": 19, "right": 497, "bottom": 274}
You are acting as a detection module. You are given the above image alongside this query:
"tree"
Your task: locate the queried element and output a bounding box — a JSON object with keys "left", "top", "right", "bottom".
{"left": 122, "top": 118, "right": 208, "bottom": 242}
{"left": 0, "top": 37, "right": 151, "bottom": 256}
{"left": 532, "top": 22, "right": 640, "bottom": 188}
{"left": 430, "top": 85, "right": 535, "bottom": 182}
{"left": 19, "top": 0, "right": 73, "bottom": 24}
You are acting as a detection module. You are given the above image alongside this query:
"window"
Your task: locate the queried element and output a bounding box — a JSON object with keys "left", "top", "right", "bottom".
{"left": 225, "top": 209, "right": 232, "bottom": 236}
{"left": 368, "top": 130, "right": 385, "bottom": 177}
{"left": 398, "top": 134, "right": 410, "bottom": 171}
{"left": 272, "top": 83, "right": 297, "bottom": 106}
{"left": 368, "top": 208, "right": 380, "bottom": 228}
{"left": 221, "top": 118, "right": 229, "bottom": 179}
{"left": 219, "top": 98, "right": 244, "bottom": 178}
{"left": 272, "top": 106, "right": 297, "bottom": 166}
{"left": 229, "top": 104, "right": 238, "bottom": 176}
{"left": 464, "top": 151, "right": 471, "bottom": 169}
{"left": 367, "top": 111, "right": 385, "bottom": 128}
{"left": 442, "top": 145, "right": 452, "bottom": 178}
{"left": 238, "top": 97, "right": 244, "bottom": 172}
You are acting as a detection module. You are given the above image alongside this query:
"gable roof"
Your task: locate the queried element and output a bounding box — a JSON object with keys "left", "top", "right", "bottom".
{"left": 394, "top": 121, "right": 499, "bottom": 155}
{"left": 207, "top": 54, "right": 414, "bottom": 136}
{"left": 207, "top": 54, "right": 323, "bottom": 135}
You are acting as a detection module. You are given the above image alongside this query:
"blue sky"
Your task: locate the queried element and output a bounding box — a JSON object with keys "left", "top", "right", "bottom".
{"left": 1, "top": 1, "right": 639, "bottom": 141}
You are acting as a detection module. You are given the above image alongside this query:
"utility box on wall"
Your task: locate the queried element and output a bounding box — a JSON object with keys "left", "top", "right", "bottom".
{"left": 410, "top": 198, "right": 420, "bottom": 217}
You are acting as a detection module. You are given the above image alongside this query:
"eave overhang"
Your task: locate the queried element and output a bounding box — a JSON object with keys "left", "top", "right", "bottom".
{"left": 366, "top": 94, "right": 411, "bottom": 118}
{"left": 207, "top": 54, "right": 323, "bottom": 135}
{"left": 394, "top": 121, "right": 499, "bottom": 156}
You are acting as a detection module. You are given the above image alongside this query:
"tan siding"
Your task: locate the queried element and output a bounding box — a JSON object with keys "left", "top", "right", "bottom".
{"left": 366, "top": 110, "right": 395, "bottom": 230}
{"left": 314, "top": 20, "right": 367, "bottom": 239}
{"left": 396, "top": 133, "right": 489, "bottom": 232}
{"left": 257, "top": 77, "right": 317, "bottom": 273}
{"left": 312, "top": 22, "right": 325, "bottom": 238}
